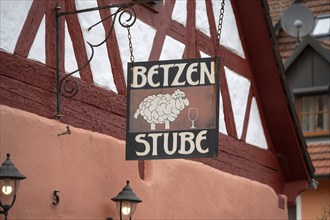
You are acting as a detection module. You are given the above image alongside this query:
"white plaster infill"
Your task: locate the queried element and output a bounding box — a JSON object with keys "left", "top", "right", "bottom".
{"left": 196, "top": 0, "right": 210, "bottom": 37}
{"left": 225, "top": 66, "right": 250, "bottom": 139}
{"left": 28, "top": 15, "right": 45, "bottom": 64}
{"left": 212, "top": 0, "right": 245, "bottom": 58}
{"left": 65, "top": 21, "right": 80, "bottom": 78}
{"left": 0, "top": 0, "right": 33, "bottom": 53}
{"left": 172, "top": 1, "right": 187, "bottom": 26}
{"left": 200, "top": 51, "right": 210, "bottom": 58}
{"left": 246, "top": 97, "right": 268, "bottom": 149}
{"left": 160, "top": 36, "right": 185, "bottom": 61}
{"left": 219, "top": 90, "right": 228, "bottom": 135}
{"left": 76, "top": 0, "right": 116, "bottom": 92}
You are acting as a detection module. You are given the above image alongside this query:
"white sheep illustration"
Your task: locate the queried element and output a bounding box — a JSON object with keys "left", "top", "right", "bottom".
{"left": 134, "top": 89, "right": 190, "bottom": 130}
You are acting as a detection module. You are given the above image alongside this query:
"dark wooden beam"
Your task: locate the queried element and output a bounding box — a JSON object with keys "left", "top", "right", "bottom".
{"left": 14, "top": 1, "right": 46, "bottom": 57}
{"left": 148, "top": 0, "right": 175, "bottom": 61}
{"left": 231, "top": 0, "right": 312, "bottom": 183}
{"left": 97, "top": 0, "right": 127, "bottom": 96}
{"left": 65, "top": 1, "right": 93, "bottom": 83}
{"left": 0, "top": 51, "right": 126, "bottom": 140}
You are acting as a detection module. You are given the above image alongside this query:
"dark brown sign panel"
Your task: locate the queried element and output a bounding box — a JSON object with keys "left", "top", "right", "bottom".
{"left": 126, "top": 57, "right": 220, "bottom": 160}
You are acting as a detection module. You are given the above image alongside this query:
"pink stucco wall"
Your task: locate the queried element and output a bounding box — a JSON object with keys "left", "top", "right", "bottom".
{"left": 0, "top": 105, "right": 288, "bottom": 219}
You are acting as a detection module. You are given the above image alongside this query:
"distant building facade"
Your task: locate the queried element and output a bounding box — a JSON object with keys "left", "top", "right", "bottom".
{"left": 268, "top": 0, "right": 330, "bottom": 219}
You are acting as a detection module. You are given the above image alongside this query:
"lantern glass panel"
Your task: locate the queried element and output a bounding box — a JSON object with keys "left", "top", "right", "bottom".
{"left": 116, "top": 201, "right": 137, "bottom": 220}
{"left": 0, "top": 179, "right": 19, "bottom": 198}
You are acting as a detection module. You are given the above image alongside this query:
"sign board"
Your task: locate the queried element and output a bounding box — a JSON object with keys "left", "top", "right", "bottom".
{"left": 126, "top": 57, "right": 220, "bottom": 160}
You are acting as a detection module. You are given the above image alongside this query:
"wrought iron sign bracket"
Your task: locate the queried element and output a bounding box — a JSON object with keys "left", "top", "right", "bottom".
{"left": 55, "top": 1, "right": 156, "bottom": 119}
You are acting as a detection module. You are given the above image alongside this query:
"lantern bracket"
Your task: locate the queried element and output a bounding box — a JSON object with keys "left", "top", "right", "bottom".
{"left": 0, "top": 195, "right": 16, "bottom": 220}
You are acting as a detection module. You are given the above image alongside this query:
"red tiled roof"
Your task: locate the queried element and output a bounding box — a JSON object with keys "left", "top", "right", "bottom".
{"left": 268, "top": 0, "right": 292, "bottom": 26}
{"left": 268, "top": 0, "right": 330, "bottom": 26}
{"left": 308, "top": 142, "right": 330, "bottom": 177}
{"left": 267, "top": 0, "right": 330, "bottom": 63}
{"left": 277, "top": 31, "right": 299, "bottom": 62}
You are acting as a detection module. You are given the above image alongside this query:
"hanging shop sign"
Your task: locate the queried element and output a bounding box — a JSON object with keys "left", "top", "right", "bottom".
{"left": 126, "top": 57, "right": 220, "bottom": 160}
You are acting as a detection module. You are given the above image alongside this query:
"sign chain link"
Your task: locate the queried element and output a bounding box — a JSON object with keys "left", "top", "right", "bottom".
{"left": 127, "top": 0, "right": 225, "bottom": 61}
{"left": 215, "top": 0, "right": 225, "bottom": 56}
{"left": 127, "top": 26, "right": 135, "bottom": 64}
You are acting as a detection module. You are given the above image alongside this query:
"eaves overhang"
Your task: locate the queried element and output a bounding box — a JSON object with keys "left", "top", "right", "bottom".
{"left": 261, "top": 0, "right": 315, "bottom": 183}
{"left": 231, "top": 0, "right": 315, "bottom": 204}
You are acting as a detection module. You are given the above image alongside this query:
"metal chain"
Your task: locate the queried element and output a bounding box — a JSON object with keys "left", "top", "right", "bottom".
{"left": 127, "top": 26, "right": 135, "bottom": 64}
{"left": 215, "top": 0, "right": 225, "bottom": 56}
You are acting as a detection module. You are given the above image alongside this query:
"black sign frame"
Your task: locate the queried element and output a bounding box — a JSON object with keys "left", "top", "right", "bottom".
{"left": 126, "top": 57, "right": 220, "bottom": 160}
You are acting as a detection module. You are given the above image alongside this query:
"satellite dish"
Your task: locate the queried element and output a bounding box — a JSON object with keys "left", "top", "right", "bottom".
{"left": 281, "top": 4, "right": 314, "bottom": 39}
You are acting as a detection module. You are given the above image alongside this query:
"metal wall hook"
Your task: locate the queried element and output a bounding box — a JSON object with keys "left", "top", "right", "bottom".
{"left": 52, "top": 191, "right": 60, "bottom": 206}
{"left": 57, "top": 126, "right": 71, "bottom": 137}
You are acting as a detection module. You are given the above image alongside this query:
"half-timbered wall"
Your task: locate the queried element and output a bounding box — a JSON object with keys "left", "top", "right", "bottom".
{"left": 0, "top": 0, "right": 311, "bottom": 203}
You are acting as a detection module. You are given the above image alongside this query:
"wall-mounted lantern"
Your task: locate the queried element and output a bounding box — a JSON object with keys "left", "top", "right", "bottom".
{"left": 0, "top": 153, "right": 26, "bottom": 220}
{"left": 111, "top": 181, "right": 142, "bottom": 220}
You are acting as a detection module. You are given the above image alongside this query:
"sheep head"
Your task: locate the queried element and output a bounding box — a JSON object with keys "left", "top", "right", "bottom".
{"left": 172, "top": 89, "right": 189, "bottom": 111}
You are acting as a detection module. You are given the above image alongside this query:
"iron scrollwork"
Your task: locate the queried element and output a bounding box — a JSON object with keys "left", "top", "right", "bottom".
{"left": 55, "top": 1, "right": 139, "bottom": 119}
